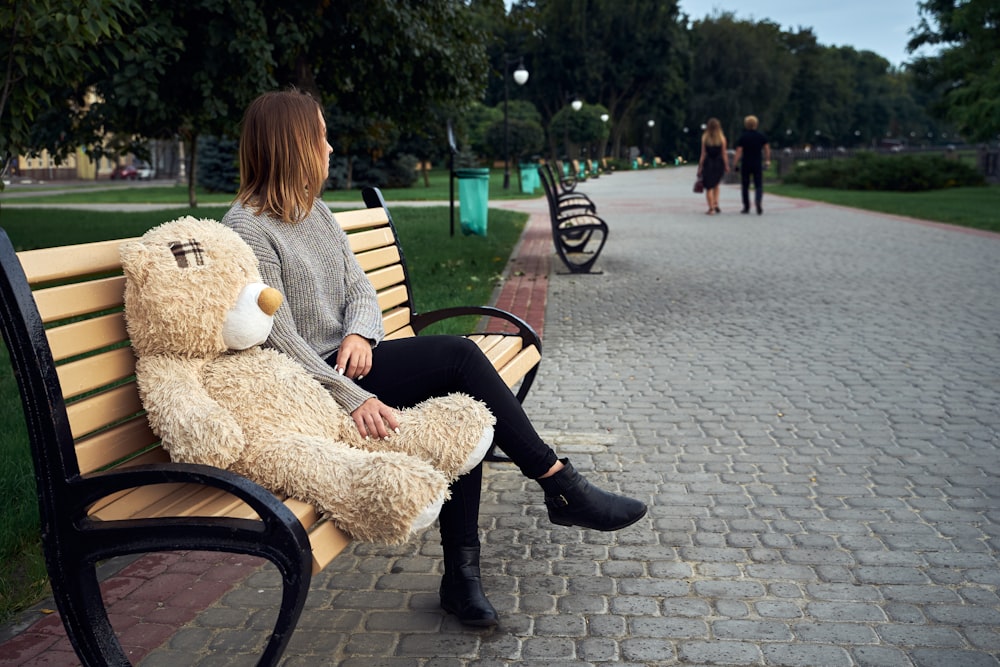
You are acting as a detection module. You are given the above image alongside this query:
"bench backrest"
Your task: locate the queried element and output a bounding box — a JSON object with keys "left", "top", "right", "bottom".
{"left": 0, "top": 200, "right": 416, "bottom": 530}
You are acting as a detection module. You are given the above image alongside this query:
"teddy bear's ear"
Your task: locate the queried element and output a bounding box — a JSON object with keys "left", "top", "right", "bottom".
{"left": 119, "top": 240, "right": 151, "bottom": 285}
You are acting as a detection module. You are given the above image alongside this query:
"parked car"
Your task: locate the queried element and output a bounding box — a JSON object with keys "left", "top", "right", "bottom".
{"left": 136, "top": 161, "right": 156, "bottom": 180}
{"left": 110, "top": 164, "right": 138, "bottom": 180}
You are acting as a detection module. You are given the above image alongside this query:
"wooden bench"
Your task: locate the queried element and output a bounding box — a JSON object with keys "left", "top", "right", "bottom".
{"left": 0, "top": 185, "right": 541, "bottom": 667}
{"left": 538, "top": 165, "right": 610, "bottom": 274}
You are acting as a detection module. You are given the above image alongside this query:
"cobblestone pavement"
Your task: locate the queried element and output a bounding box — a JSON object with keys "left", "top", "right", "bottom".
{"left": 4, "top": 168, "right": 1000, "bottom": 666}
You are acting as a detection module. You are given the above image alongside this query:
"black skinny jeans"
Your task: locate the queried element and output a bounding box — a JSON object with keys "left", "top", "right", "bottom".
{"left": 328, "top": 335, "right": 558, "bottom": 549}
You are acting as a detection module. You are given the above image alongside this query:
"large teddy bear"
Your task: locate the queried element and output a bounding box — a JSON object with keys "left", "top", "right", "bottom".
{"left": 120, "top": 216, "right": 496, "bottom": 544}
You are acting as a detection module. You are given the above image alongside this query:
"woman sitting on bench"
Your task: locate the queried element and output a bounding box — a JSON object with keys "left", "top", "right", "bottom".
{"left": 222, "top": 89, "right": 647, "bottom": 628}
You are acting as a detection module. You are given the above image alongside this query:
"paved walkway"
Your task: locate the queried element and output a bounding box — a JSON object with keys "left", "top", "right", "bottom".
{"left": 2, "top": 168, "right": 999, "bottom": 666}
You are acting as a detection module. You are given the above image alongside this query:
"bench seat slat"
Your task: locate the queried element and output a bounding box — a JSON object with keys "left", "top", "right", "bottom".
{"left": 497, "top": 346, "right": 543, "bottom": 387}
{"left": 17, "top": 238, "right": 136, "bottom": 285}
{"left": 367, "top": 265, "right": 406, "bottom": 292}
{"left": 33, "top": 276, "right": 126, "bottom": 324}
{"left": 354, "top": 246, "right": 400, "bottom": 272}
{"left": 333, "top": 207, "right": 390, "bottom": 232}
{"left": 474, "top": 334, "right": 524, "bottom": 367}
{"left": 382, "top": 308, "right": 412, "bottom": 338}
{"left": 307, "top": 520, "right": 351, "bottom": 574}
{"left": 47, "top": 312, "right": 129, "bottom": 363}
{"left": 346, "top": 227, "right": 395, "bottom": 254}
{"left": 76, "top": 416, "right": 159, "bottom": 474}
{"left": 66, "top": 383, "right": 145, "bottom": 440}
{"left": 56, "top": 347, "right": 136, "bottom": 401}
{"left": 376, "top": 284, "right": 409, "bottom": 312}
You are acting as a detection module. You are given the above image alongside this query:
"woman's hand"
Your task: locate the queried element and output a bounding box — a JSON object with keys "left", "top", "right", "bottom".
{"left": 334, "top": 333, "right": 373, "bottom": 380}
{"left": 351, "top": 397, "right": 400, "bottom": 440}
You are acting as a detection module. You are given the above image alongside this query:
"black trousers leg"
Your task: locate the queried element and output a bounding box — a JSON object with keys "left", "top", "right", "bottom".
{"left": 741, "top": 167, "right": 751, "bottom": 210}
{"left": 331, "top": 336, "right": 558, "bottom": 548}
{"left": 349, "top": 335, "right": 557, "bottom": 479}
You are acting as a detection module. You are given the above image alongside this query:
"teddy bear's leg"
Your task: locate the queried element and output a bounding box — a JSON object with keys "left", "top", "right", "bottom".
{"left": 458, "top": 425, "right": 494, "bottom": 475}
{"left": 340, "top": 393, "right": 496, "bottom": 481}
{"left": 234, "top": 435, "right": 449, "bottom": 544}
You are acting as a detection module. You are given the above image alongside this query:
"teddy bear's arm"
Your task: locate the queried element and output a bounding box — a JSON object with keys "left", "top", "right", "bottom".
{"left": 135, "top": 356, "right": 247, "bottom": 469}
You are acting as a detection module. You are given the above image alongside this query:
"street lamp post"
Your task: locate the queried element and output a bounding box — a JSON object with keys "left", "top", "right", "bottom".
{"left": 503, "top": 56, "right": 529, "bottom": 190}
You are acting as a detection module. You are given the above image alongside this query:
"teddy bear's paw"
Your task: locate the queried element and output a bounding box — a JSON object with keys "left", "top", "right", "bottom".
{"left": 456, "top": 425, "right": 494, "bottom": 476}
{"left": 368, "top": 394, "right": 496, "bottom": 480}
{"left": 409, "top": 488, "right": 447, "bottom": 533}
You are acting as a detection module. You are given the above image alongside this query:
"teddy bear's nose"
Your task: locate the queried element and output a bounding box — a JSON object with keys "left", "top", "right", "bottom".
{"left": 257, "top": 287, "right": 283, "bottom": 316}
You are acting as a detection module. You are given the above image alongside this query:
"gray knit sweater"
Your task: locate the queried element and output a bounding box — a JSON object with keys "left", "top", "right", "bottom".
{"left": 222, "top": 199, "right": 385, "bottom": 413}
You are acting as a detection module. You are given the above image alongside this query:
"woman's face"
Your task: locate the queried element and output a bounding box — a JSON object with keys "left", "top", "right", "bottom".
{"left": 318, "top": 109, "right": 333, "bottom": 162}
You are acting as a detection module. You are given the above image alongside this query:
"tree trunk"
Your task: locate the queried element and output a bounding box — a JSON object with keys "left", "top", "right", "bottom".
{"left": 186, "top": 133, "right": 198, "bottom": 208}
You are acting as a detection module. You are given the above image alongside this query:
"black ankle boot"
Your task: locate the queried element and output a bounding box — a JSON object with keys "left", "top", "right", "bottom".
{"left": 537, "top": 458, "right": 647, "bottom": 531}
{"left": 440, "top": 546, "right": 499, "bottom": 627}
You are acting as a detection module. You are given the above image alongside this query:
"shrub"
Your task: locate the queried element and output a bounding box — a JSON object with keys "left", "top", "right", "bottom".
{"left": 783, "top": 152, "right": 985, "bottom": 191}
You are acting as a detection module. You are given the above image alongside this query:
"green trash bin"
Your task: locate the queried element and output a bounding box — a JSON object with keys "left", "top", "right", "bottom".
{"left": 519, "top": 163, "right": 539, "bottom": 194}
{"left": 454, "top": 168, "right": 490, "bottom": 236}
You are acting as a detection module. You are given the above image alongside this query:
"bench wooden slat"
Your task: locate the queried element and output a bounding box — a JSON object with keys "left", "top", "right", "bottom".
{"left": 475, "top": 335, "right": 524, "bottom": 369}
{"left": 56, "top": 347, "right": 136, "bottom": 401}
{"left": 46, "top": 312, "right": 129, "bottom": 363}
{"left": 367, "top": 265, "right": 406, "bottom": 292}
{"left": 497, "top": 346, "right": 543, "bottom": 387}
{"left": 334, "top": 207, "right": 390, "bottom": 232}
{"left": 382, "top": 309, "right": 412, "bottom": 337}
{"left": 66, "top": 383, "right": 144, "bottom": 440}
{"left": 33, "top": 276, "right": 127, "bottom": 324}
{"left": 376, "top": 284, "right": 409, "bottom": 312}
{"left": 17, "top": 238, "right": 135, "bottom": 285}
{"left": 307, "top": 520, "right": 351, "bottom": 574}
{"left": 355, "top": 246, "right": 400, "bottom": 272}
{"left": 347, "top": 227, "right": 395, "bottom": 254}
{"left": 76, "top": 416, "right": 160, "bottom": 474}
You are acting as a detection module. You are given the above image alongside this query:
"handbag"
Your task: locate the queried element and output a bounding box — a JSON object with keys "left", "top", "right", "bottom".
{"left": 693, "top": 178, "right": 704, "bottom": 193}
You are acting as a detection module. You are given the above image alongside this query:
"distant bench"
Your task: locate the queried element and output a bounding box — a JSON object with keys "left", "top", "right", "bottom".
{"left": 0, "top": 185, "right": 541, "bottom": 666}
{"left": 538, "top": 164, "right": 609, "bottom": 274}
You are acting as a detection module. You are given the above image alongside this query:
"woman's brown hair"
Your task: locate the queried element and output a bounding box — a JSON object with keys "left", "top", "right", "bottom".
{"left": 703, "top": 117, "right": 725, "bottom": 146}
{"left": 236, "top": 89, "right": 328, "bottom": 223}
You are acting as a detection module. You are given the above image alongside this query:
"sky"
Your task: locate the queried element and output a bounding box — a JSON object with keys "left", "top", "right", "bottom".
{"left": 676, "top": 0, "right": 934, "bottom": 67}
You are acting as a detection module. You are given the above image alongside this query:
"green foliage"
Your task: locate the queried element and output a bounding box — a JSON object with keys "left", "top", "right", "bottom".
{"left": 0, "top": 0, "right": 141, "bottom": 169}
{"left": 783, "top": 152, "right": 985, "bottom": 191}
{"left": 520, "top": 0, "right": 687, "bottom": 158}
{"left": 909, "top": 0, "right": 1000, "bottom": 142}
{"left": 689, "top": 14, "right": 796, "bottom": 142}
{"left": 484, "top": 119, "right": 545, "bottom": 162}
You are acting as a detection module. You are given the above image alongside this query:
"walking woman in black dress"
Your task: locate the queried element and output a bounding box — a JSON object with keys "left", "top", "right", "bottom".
{"left": 698, "top": 117, "right": 729, "bottom": 215}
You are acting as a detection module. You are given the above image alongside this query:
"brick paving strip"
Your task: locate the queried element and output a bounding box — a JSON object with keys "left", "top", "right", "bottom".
{"left": 0, "top": 201, "right": 552, "bottom": 666}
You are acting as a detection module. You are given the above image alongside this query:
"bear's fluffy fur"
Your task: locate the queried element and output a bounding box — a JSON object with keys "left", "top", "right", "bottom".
{"left": 121, "top": 216, "right": 495, "bottom": 544}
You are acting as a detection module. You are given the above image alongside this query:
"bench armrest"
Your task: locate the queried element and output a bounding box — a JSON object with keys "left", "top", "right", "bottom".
{"left": 410, "top": 305, "right": 541, "bottom": 354}
{"left": 76, "top": 462, "right": 295, "bottom": 522}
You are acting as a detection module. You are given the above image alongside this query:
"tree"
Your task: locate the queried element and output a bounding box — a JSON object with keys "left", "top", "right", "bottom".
{"left": 0, "top": 0, "right": 141, "bottom": 183}
{"left": 687, "top": 13, "right": 796, "bottom": 144}
{"left": 288, "top": 1, "right": 490, "bottom": 143}
{"left": 516, "top": 0, "right": 687, "bottom": 160}
{"left": 548, "top": 103, "right": 609, "bottom": 159}
{"left": 908, "top": 0, "right": 1000, "bottom": 142}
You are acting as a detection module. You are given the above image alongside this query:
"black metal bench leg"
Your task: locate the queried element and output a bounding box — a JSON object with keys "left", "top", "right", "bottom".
{"left": 254, "top": 550, "right": 313, "bottom": 667}
{"left": 52, "top": 561, "right": 132, "bottom": 666}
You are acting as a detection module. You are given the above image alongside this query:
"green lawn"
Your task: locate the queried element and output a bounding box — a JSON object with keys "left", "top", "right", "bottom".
{"left": 0, "top": 203, "right": 526, "bottom": 624}
{"left": 769, "top": 183, "right": 1000, "bottom": 234}
{"left": 1, "top": 167, "right": 542, "bottom": 205}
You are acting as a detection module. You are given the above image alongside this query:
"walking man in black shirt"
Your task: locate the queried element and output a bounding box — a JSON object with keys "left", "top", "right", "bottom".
{"left": 734, "top": 115, "right": 771, "bottom": 215}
